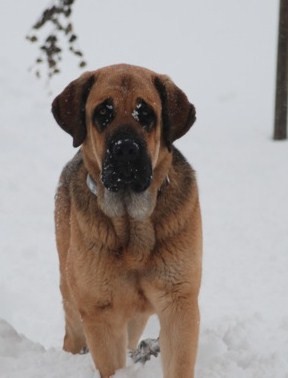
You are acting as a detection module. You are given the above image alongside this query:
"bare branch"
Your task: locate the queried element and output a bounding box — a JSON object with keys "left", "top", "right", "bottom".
{"left": 26, "top": 0, "right": 87, "bottom": 80}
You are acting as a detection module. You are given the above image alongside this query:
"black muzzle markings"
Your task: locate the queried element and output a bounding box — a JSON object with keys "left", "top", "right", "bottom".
{"left": 101, "top": 131, "right": 152, "bottom": 193}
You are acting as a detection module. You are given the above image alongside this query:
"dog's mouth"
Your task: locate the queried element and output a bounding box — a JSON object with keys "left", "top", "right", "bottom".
{"left": 101, "top": 134, "right": 152, "bottom": 193}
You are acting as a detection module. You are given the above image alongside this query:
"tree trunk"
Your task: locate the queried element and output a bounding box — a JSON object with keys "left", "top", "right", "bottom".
{"left": 274, "top": 0, "right": 288, "bottom": 140}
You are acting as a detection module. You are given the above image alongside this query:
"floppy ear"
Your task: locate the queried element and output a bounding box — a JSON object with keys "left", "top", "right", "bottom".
{"left": 51, "top": 72, "right": 95, "bottom": 147}
{"left": 154, "top": 75, "right": 196, "bottom": 150}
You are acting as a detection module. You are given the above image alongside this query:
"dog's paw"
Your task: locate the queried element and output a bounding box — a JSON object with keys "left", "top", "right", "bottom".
{"left": 130, "top": 337, "right": 160, "bottom": 364}
{"left": 79, "top": 346, "right": 89, "bottom": 354}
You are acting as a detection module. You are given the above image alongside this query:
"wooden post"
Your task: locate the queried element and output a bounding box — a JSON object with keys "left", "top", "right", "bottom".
{"left": 274, "top": 0, "right": 288, "bottom": 140}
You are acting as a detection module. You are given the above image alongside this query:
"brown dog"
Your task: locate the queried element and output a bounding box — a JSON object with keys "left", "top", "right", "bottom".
{"left": 52, "top": 64, "right": 202, "bottom": 378}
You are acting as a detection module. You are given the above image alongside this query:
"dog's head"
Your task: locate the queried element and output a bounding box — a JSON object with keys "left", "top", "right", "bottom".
{"left": 52, "top": 64, "right": 196, "bottom": 218}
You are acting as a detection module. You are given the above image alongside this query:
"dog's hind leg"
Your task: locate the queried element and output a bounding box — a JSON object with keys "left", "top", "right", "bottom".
{"left": 127, "top": 313, "right": 150, "bottom": 351}
{"left": 61, "top": 285, "right": 87, "bottom": 354}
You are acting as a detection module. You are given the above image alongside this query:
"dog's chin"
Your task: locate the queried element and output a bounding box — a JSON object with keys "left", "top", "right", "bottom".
{"left": 103, "top": 178, "right": 151, "bottom": 194}
{"left": 98, "top": 182, "right": 155, "bottom": 220}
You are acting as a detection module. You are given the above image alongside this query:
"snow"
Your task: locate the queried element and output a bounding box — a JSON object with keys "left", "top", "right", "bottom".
{"left": 1, "top": 0, "right": 288, "bottom": 377}
{"left": 130, "top": 338, "right": 160, "bottom": 364}
{"left": 132, "top": 109, "right": 140, "bottom": 122}
{"left": 132, "top": 103, "right": 144, "bottom": 122}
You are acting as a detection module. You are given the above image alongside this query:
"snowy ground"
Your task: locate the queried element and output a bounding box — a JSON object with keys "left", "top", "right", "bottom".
{"left": 1, "top": 0, "right": 288, "bottom": 377}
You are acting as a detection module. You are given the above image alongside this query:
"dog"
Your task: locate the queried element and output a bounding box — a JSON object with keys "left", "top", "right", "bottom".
{"left": 52, "top": 64, "right": 202, "bottom": 378}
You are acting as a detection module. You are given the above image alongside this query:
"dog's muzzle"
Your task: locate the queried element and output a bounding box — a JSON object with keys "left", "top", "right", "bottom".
{"left": 101, "top": 133, "right": 152, "bottom": 193}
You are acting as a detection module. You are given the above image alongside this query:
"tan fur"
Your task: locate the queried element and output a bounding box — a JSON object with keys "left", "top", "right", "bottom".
{"left": 52, "top": 64, "right": 202, "bottom": 378}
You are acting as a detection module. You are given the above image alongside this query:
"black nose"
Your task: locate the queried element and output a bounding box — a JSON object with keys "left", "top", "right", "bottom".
{"left": 111, "top": 138, "right": 140, "bottom": 162}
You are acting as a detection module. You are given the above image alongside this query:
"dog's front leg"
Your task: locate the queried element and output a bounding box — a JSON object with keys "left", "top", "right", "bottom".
{"left": 81, "top": 310, "right": 127, "bottom": 378}
{"left": 157, "top": 295, "right": 200, "bottom": 378}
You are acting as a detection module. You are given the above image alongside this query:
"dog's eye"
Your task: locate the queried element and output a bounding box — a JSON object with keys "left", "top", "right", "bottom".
{"left": 132, "top": 100, "right": 156, "bottom": 131}
{"left": 93, "top": 100, "right": 114, "bottom": 131}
